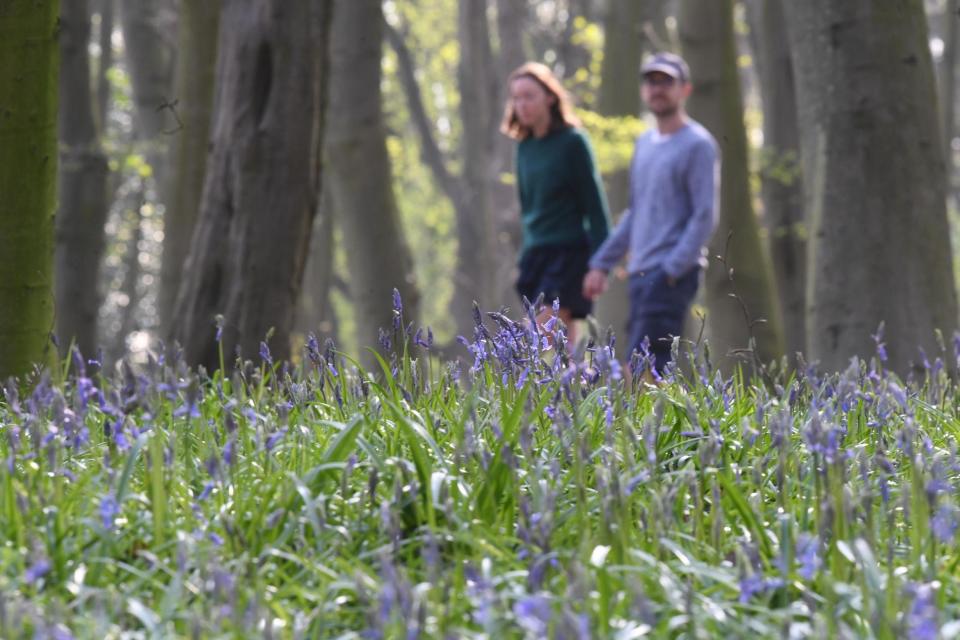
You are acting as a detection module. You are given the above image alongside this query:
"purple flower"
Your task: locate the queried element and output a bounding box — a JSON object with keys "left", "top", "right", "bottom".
{"left": 259, "top": 341, "right": 273, "bottom": 365}
{"left": 905, "top": 582, "right": 938, "bottom": 640}
{"left": 932, "top": 504, "right": 958, "bottom": 542}
{"left": 872, "top": 324, "right": 888, "bottom": 363}
{"left": 738, "top": 574, "right": 784, "bottom": 603}
{"left": 265, "top": 429, "right": 287, "bottom": 453}
{"left": 100, "top": 493, "right": 119, "bottom": 530}
{"left": 513, "top": 594, "right": 552, "bottom": 636}
{"left": 197, "top": 481, "right": 215, "bottom": 502}
{"left": 392, "top": 288, "right": 403, "bottom": 330}
{"left": 25, "top": 558, "right": 51, "bottom": 584}
{"left": 795, "top": 534, "right": 821, "bottom": 579}
{"left": 214, "top": 314, "right": 225, "bottom": 343}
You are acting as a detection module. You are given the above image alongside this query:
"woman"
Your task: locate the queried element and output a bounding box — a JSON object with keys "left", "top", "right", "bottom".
{"left": 501, "top": 62, "right": 610, "bottom": 346}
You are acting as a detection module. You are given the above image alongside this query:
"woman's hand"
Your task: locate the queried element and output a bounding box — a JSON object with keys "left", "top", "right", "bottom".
{"left": 582, "top": 268, "right": 608, "bottom": 300}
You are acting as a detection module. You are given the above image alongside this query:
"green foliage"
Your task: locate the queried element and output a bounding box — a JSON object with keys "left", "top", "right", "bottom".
{"left": 578, "top": 110, "right": 646, "bottom": 175}
{"left": 4, "top": 312, "right": 960, "bottom": 637}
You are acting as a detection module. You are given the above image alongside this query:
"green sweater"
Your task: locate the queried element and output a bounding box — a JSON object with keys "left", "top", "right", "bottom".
{"left": 516, "top": 127, "right": 610, "bottom": 255}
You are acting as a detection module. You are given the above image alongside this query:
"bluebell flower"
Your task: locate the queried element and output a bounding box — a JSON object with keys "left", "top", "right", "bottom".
{"left": 25, "top": 558, "right": 51, "bottom": 584}
{"left": 100, "top": 493, "right": 119, "bottom": 530}
{"left": 872, "top": 324, "right": 888, "bottom": 363}
{"left": 197, "top": 481, "right": 215, "bottom": 502}
{"left": 265, "top": 429, "right": 287, "bottom": 453}
{"left": 932, "top": 504, "right": 958, "bottom": 542}
{"left": 795, "top": 533, "right": 821, "bottom": 579}
{"left": 513, "top": 594, "right": 552, "bottom": 636}
{"left": 259, "top": 341, "right": 272, "bottom": 365}
{"left": 738, "top": 574, "right": 783, "bottom": 603}
{"left": 905, "top": 582, "right": 938, "bottom": 640}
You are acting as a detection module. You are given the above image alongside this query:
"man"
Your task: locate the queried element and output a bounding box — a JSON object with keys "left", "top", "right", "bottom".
{"left": 583, "top": 52, "right": 719, "bottom": 374}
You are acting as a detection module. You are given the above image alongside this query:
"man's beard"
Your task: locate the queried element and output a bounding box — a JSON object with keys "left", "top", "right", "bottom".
{"left": 650, "top": 103, "right": 680, "bottom": 118}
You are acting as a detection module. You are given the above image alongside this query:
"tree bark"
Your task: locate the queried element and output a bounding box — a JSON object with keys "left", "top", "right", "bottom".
{"left": 55, "top": 0, "right": 110, "bottom": 357}
{"left": 679, "top": 0, "right": 785, "bottom": 370}
{"left": 295, "top": 188, "right": 338, "bottom": 344}
{"left": 326, "top": 0, "right": 420, "bottom": 366}
{"left": 745, "top": 0, "right": 806, "bottom": 360}
{"left": 784, "top": 0, "right": 958, "bottom": 375}
{"left": 942, "top": 0, "right": 959, "bottom": 157}
{"left": 492, "top": 0, "right": 527, "bottom": 318}
{"left": 118, "top": 0, "right": 176, "bottom": 140}
{"left": 158, "top": 0, "right": 220, "bottom": 333}
{"left": 171, "top": 0, "right": 332, "bottom": 369}
{"left": 96, "top": 0, "right": 115, "bottom": 132}
{"left": 454, "top": 0, "right": 499, "bottom": 333}
{"left": 593, "top": 0, "right": 644, "bottom": 339}
{"left": 0, "top": 0, "right": 59, "bottom": 378}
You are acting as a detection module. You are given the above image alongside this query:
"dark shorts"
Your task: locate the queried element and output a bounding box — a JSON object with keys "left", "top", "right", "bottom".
{"left": 516, "top": 240, "right": 593, "bottom": 319}
{"left": 627, "top": 265, "right": 700, "bottom": 372}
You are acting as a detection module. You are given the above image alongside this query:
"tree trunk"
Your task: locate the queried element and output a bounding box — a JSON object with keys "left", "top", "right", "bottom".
{"left": 118, "top": 0, "right": 176, "bottom": 140}
{"left": 171, "top": 0, "right": 332, "bottom": 369}
{"left": 593, "top": 0, "right": 644, "bottom": 341}
{"left": 158, "top": 0, "right": 220, "bottom": 333}
{"left": 492, "top": 0, "right": 527, "bottom": 317}
{"left": 0, "top": 1, "right": 59, "bottom": 378}
{"left": 96, "top": 0, "right": 115, "bottom": 132}
{"left": 784, "top": 0, "right": 958, "bottom": 375}
{"left": 454, "top": 0, "right": 498, "bottom": 332}
{"left": 296, "top": 188, "right": 338, "bottom": 344}
{"left": 55, "top": 0, "right": 110, "bottom": 358}
{"left": 942, "top": 0, "right": 959, "bottom": 157}
{"left": 745, "top": 0, "right": 806, "bottom": 360}
{"left": 113, "top": 191, "right": 144, "bottom": 362}
{"left": 678, "top": 0, "right": 785, "bottom": 370}
{"left": 326, "top": 0, "right": 420, "bottom": 366}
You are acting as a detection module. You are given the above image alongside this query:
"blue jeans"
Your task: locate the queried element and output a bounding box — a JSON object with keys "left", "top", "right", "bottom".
{"left": 627, "top": 266, "right": 700, "bottom": 373}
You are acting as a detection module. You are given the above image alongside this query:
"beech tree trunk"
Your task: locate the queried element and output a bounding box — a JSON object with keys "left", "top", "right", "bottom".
{"left": 171, "top": 0, "right": 332, "bottom": 369}
{"left": 0, "top": 0, "right": 59, "bottom": 378}
{"left": 679, "top": 0, "right": 785, "bottom": 369}
{"left": 158, "top": 0, "right": 220, "bottom": 332}
{"left": 452, "top": 0, "right": 498, "bottom": 334}
{"left": 745, "top": 0, "right": 806, "bottom": 359}
{"left": 594, "top": 0, "right": 644, "bottom": 340}
{"left": 325, "top": 0, "right": 420, "bottom": 365}
{"left": 785, "top": 0, "right": 958, "bottom": 375}
{"left": 56, "top": 0, "right": 110, "bottom": 357}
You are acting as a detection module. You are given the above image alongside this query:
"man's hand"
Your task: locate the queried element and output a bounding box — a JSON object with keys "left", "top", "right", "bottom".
{"left": 582, "top": 268, "right": 609, "bottom": 300}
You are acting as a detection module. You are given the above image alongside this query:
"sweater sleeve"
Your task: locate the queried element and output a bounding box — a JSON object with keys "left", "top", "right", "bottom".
{"left": 662, "top": 138, "right": 719, "bottom": 279}
{"left": 588, "top": 206, "right": 633, "bottom": 272}
{"left": 570, "top": 130, "right": 611, "bottom": 253}
{"left": 588, "top": 135, "right": 639, "bottom": 272}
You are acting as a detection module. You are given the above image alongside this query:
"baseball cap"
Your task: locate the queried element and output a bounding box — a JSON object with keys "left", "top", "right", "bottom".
{"left": 641, "top": 52, "right": 690, "bottom": 83}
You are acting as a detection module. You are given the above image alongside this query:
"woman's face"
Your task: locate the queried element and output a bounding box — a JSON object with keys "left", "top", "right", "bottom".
{"left": 510, "top": 76, "right": 555, "bottom": 130}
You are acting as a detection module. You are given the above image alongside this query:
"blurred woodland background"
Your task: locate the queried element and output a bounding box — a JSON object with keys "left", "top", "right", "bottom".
{"left": 2, "top": 0, "right": 960, "bottom": 378}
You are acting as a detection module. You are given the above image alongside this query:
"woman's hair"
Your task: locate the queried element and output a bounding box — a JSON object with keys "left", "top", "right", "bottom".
{"left": 500, "top": 62, "right": 581, "bottom": 140}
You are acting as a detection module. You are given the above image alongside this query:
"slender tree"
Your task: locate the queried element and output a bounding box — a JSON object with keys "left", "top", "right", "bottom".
{"left": 942, "top": 0, "right": 959, "bottom": 159}
{"left": 0, "top": 0, "right": 59, "bottom": 378}
{"left": 326, "top": 0, "right": 420, "bottom": 365}
{"left": 386, "top": 2, "right": 500, "bottom": 340}
{"left": 171, "top": 0, "right": 332, "bottom": 369}
{"left": 679, "top": 0, "right": 785, "bottom": 369}
{"left": 454, "top": 0, "right": 498, "bottom": 330}
{"left": 785, "top": 0, "right": 957, "bottom": 374}
{"left": 159, "top": 0, "right": 220, "bottom": 332}
{"left": 96, "top": 0, "right": 116, "bottom": 131}
{"left": 745, "top": 0, "right": 806, "bottom": 359}
{"left": 56, "top": 0, "right": 110, "bottom": 357}
{"left": 118, "top": 0, "right": 176, "bottom": 138}
{"left": 593, "top": 0, "right": 645, "bottom": 337}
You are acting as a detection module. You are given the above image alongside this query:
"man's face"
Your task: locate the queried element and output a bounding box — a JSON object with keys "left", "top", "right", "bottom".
{"left": 641, "top": 72, "right": 689, "bottom": 117}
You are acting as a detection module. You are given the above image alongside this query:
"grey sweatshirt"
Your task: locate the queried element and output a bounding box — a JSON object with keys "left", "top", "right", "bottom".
{"left": 589, "top": 120, "right": 719, "bottom": 279}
